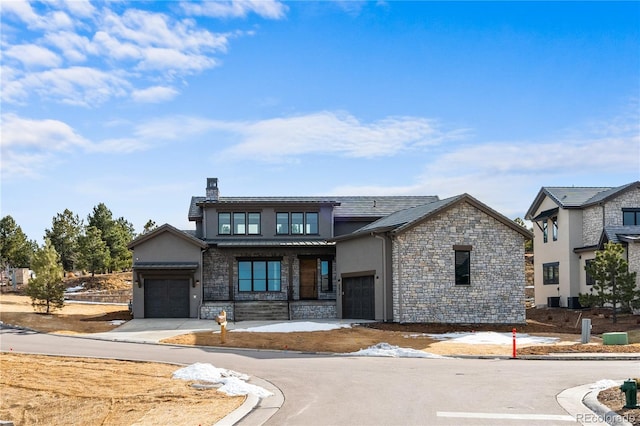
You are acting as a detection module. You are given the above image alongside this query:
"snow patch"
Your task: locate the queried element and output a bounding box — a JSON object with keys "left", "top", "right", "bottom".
{"left": 424, "top": 331, "right": 559, "bottom": 345}
{"left": 173, "top": 363, "right": 272, "bottom": 397}
{"left": 348, "top": 343, "right": 448, "bottom": 359}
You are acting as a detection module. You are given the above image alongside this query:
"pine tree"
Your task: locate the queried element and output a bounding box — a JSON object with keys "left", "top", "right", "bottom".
{"left": 45, "top": 209, "right": 83, "bottom": 272}
{"left": 26, "top": 239, "right": 65, "bottom": 314}
{"left": 78, "top": 226, "right": 110, "bottom": 277}
{"left": 579, "top": 242, "right": 640, "bottom": 323}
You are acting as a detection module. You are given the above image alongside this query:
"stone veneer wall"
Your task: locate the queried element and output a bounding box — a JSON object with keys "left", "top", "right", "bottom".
{"left": 582, "top": 206, "right": 602, "bottom": 247}
{"left": 202, "top": 246, "right": 336, "bottom": 303}
{"left": 200, "top": 302, "right": 235, "bottom": 321}
{"left": 290, "top": 301, "right": 337, "bottom": 319}
{"left": 583, "top": 187, "right": 640, "bottom": 246}
{"left": 392, "top": 201, "right": 526, "bottom": 324}
{"left": 627, "top": 242, "right": 640, "bottom": 289}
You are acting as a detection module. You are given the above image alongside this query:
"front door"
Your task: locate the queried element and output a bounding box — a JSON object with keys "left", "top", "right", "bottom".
{"left": 299, "top": 258, "right": 317, "bottom": 299}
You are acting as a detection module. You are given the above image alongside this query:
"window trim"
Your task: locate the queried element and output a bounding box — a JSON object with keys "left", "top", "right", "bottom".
{"left": 247, "top": 212, "right": 261, "bottom": 235}
{"left": 276, "top": 212, "right": 289, "bottom": 235}
{"left": 305, "top": 212, "right": 319, "bottom": 235}
{"left": 543, "top": 262, "right": 559, "bottom": 285}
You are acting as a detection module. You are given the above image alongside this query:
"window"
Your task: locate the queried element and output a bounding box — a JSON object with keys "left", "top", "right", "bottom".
{"left": 543, "top": 262, "right": 559, "bottom": 285}
{"left": 552, "top": 217, "right": 558, "bottom": 241}
{"left": 218, "top": 213, "right": 231, "bottom": 235}
{"left": 623, "top": 209, "right": 640, "bottom": 226}
{"left": 454, "top": 250, "right": 471, "bottom": 285}
{"left": 291, "top": 213, "right": 304, "bottom": 234}
{"left": 585, "top": 259, "right": 595, "bottom": 286}
{"left": 233, "top": 213, "right": 246, "bottom": 234}
{"left": 306, "top": 212, "right": 319, "bottom": 234}
{"left": 238, "top": 260, "right": 281, "bottom": 292}
{"left": 543, "top": 221, "right": 548, "bottom": 243}
{"left": 248, "top": 213, "right": 261, "bottom": 235}
{"left": 276, "top": 213, "right": 289, "bottom": 234}
{"left": 321, "top": 260, "right": 332, "bottom": 292}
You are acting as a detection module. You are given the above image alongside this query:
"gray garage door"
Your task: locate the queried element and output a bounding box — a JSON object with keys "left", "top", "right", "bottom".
{"left": 144, "top": 278, "right": 190, "bottom": 318}
{"left": 342, "top": 275, "right": 375, "bottom": 320}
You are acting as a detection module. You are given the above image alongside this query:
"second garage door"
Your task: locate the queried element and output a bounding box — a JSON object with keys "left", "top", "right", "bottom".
{"left": 144, "top": 278, "right": 190, "bottom": 318}
{"left": 342, "top": 275, "right": 375, "bottom": 320}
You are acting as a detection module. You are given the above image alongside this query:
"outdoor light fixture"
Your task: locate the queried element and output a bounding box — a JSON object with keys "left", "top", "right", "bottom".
{"left": 136, "top": 280, "right": 141, "bottom": 288}
{"left": 193, "top": 279, "right": 200, "bottom": 288}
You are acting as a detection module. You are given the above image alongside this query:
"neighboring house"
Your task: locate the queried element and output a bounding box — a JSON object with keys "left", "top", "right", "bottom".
{"left": 129, "top": 178, "right": 531, "bottom": 324}
{"left": 525, "top": 181, "right": 640, "bottom": 308}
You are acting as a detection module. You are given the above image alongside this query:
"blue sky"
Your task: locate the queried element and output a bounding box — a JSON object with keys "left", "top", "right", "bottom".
{"left": 2, "top": 0, "right": 639, "bottom": 243}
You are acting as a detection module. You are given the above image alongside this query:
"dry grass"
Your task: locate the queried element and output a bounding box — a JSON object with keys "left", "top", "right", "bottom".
{"left": 0, "top": 353, "right": 244, "bottom": 426}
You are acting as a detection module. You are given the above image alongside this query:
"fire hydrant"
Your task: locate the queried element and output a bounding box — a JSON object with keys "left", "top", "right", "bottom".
{"left": 216, "top": 310, "right": 228, "bottom": 344}
{"left": 620, "top": 379, "right": 639, "bottom": 409}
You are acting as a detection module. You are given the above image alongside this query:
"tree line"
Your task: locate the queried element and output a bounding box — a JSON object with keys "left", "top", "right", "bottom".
{"left": 0, "top": 203, "right": 158, "bottom": 277}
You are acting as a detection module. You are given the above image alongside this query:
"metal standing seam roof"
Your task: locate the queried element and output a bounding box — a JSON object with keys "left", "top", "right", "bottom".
{"left": 189, "top": 195, "right": 439, "bottom": 220}
{"left": 206, "top": 239, "right": 335, "bottom": 247}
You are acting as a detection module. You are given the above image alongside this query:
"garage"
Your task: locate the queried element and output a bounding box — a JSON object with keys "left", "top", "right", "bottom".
{"left": 342, "top": 275, "right": 375, "bottom": 319}
{"left": 144, "top": 278, "right": 190, "bottom": 318}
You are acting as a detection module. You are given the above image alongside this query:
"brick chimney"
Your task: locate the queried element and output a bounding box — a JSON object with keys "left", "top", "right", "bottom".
{"left": 206, "top": 178, "right": 219, "bottom": 201}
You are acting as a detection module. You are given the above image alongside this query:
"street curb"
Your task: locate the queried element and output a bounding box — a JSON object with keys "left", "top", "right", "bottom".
{"left": 582, "top": 382, "right": 633, "bottom": 426}
{"left": 558, "top": 381, "right": 632, "bottom": 426}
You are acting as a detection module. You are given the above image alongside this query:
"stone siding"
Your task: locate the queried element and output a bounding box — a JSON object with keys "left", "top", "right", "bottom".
{"left": 200, "top": 302, "right": 235, "bottom": 321}
{"left": 582, "top": 206, "right": 602, "bottom": 247}
{"left": 392, "top": 201, "right": 526, "bottom": 324}
{"left": 583, "top": 187, "right": 640, "bottom": 246}
{"left": 290, "top": 301, "right": 337, "bottom": 319}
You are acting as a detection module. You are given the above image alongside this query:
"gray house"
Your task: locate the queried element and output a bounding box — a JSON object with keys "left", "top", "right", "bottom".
{"left": 128, "top": 178, "right": 531, "bottom": 324}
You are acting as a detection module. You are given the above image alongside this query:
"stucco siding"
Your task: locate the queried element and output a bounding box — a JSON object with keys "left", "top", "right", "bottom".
{"left": 392, "top": 201, "right": 526, "bottom": 324}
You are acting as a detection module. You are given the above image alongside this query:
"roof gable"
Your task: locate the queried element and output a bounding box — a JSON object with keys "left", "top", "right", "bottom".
{"left": 127, "top": 223, "right": 207, "bottom": 249}
{"left": 339, "top": 194, "right": 532, "bottom": 240}
{"left": 525, "top": 181, "right": 640, "bottom": 219}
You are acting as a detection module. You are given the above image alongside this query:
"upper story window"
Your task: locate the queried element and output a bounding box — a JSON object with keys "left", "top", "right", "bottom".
{"left": 543, "top": 221, "right": 548, "bottom": 243}
{"left": 219, "top": 212, "right": 261, "bottom": 235}
{"left": 552, "top": 217, "right": 558, "bottom": 241}
{"left": 623, "top": 208, "right": 640, "bottom": 226}
{"left": 276, "top": 212, "right": 319, "bottom": 235}
{"left": 219, "top": 213, "right": 231, "bottom": 235}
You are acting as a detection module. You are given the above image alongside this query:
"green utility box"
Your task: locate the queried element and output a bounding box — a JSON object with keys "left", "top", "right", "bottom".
{"left": 602, "top": 332, "right": 629, "bottom": 345}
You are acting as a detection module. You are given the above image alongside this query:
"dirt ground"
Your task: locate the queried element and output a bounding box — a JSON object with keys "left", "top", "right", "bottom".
{"left": 0, "top": 353, "right": 244, "bottom": 426}
{"left": 2, "top": 277, "right": 640, "bottom": 424}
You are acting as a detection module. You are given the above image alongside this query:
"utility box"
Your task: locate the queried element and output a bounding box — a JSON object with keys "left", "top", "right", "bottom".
{"left": 602, "top": 332, "right": 629, "bottom": 345}
{"left": 581, "top": 318, "right": 591, "bottom": 344}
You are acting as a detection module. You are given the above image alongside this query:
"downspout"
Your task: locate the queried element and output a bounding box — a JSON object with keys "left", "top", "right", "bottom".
{"left": 372, "top": 232, "right": 387, "bottom": 322}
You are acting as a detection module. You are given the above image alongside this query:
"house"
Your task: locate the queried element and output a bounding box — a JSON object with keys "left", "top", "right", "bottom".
{"left": 525, "top": 181, "right": 640, "bottom": 308}
{"left": 128, "top": 177, "right": 531, "bottom": 324}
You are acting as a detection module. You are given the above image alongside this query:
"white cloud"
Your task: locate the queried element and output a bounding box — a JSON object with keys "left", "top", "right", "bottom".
{"left": 219, "top": 111, "right": 464, "bottom": 161}
{"left": 1, "top": 2, "right": 249, "bottom": 106}
{"left": 4, "top": 44, "right": 62, "bottom": 68}
{"left": 132, "top": 86, "right": 179, "bottom": 103}
{"left": 3, "top": 66, "right": 130, "bottom": 106}
{"left": 182, "top": 0, "right": 288, "bottom": 19}
{"left": 1, "top": 113, "right": 89, "bottom": 150}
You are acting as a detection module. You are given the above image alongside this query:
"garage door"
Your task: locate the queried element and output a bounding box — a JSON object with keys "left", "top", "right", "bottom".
{"left": 342, "top": 275, "right": 375, "bottom": 320}
{"left": 144, "top": 278, "right": 190, "bottom": 318}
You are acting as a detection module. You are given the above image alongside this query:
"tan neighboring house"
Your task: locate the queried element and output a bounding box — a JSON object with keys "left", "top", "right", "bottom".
{"left": 525, "top": 181, "right": 640, "bottom": 308}
{"left": 128, "top": 177, "right": 531, "bottom": 324}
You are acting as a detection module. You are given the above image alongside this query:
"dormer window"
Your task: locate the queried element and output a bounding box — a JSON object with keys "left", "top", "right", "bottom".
{"left": 623, "top": 208, "right": 640, "bottom": 226}
{"left": 219, "top": 212, "right": 261, "bottom": 235}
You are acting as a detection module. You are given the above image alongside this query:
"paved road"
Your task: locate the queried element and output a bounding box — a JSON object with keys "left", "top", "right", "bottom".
{"left": 1, "top": 327, "right": 637, "bottom": 426}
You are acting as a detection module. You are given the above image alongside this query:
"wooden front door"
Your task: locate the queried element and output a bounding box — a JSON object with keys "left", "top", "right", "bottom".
{"left": 299, "top": 258, "right": 317, "bottom": 299}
